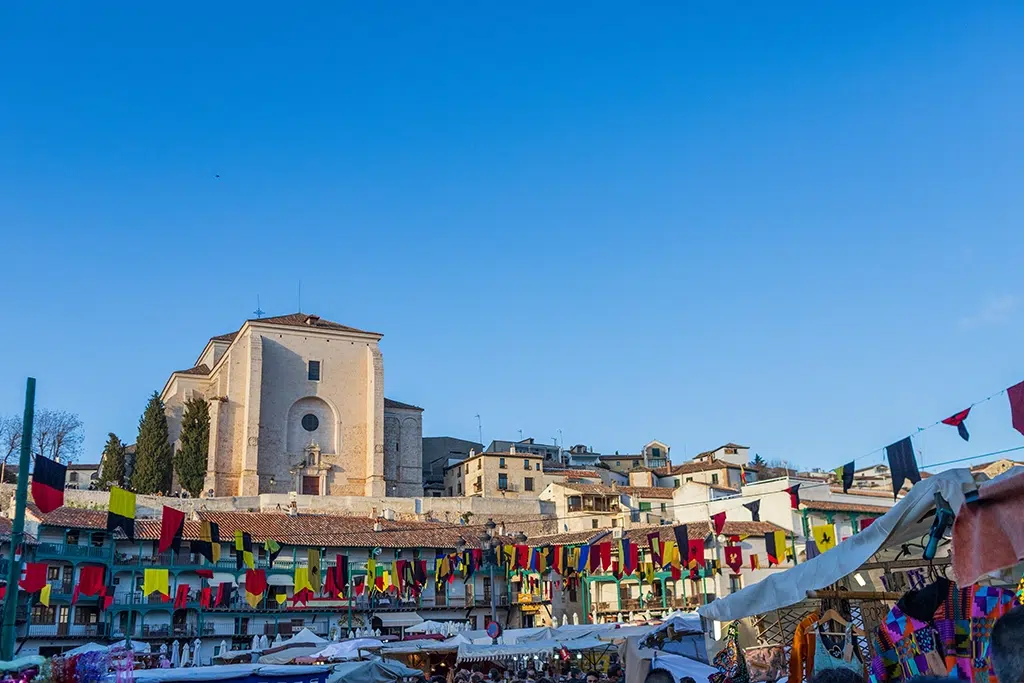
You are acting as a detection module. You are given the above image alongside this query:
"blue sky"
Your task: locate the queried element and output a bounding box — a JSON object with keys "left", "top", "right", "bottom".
{"left": 2, "top": 3, "right": 1023, "bottom": 472}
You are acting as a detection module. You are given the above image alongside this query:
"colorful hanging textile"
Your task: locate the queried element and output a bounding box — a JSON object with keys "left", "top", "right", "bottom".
{"left": 786, "top": 485, "right": 801, "bottom": 509}
{"left": 31, "top": 455, "right": 66, "bottom": 514}
{"left": 833, "top": 462, "right": 855, "bottom": 493}
{"left": 886, "top": 437, "right": 921, "bottom": 499}
{"left": 724, "top": 545, "right": 743, "bottom": 573}
{"left": 106, "top": 487, "right": 136, "bottom": 541}
{"left": 39, "top": 584, "right": 51, "bottom": 607}
{"left": 812, "top": 524, "right": 837, "bottom": 553}
{"left": 173, "top": 584, "right": 190, "bottom": 610}
{"left": 765, "top": 531, "right": 786, "bottom": 566}
{"left": 264, "top": 538, "right": 282, "bottom": 567}
{"left": 673, "top": 525, "right": 689, "bottom": 564}
{"left": 709, "top": 622, "right": 750, "bottom": 683}
{"left": 712, "top": 511, "right": 727, "bottom": 536}
{"left": 743, "top": 500, "right": 761, "bottom": 522}
{"left": 647, "top": 533, "right": 662, "bottom": 568}
{"left": 19, "top": 563, "right": 46, "bottom": 593}
{"left": 307, "top": 548, "right": 321, "bottom": 592}
{"left": 234, "top": 531, "right": 254, "bottom": 569}
{"left": 686, "top": 539, "right": 704, "bottom": 569}
{"left": 942, "top": 408, "right": 971, "bottom": 442}
{"left": 73, "top": 565, "right": 105, "bottom": 604}
{"left": 143, "top": 569, "right": 169, "bottom": 597}
{"left": 245, "top": 569, "right": 267, "bottom": 607}
{"left": 1008, "top": 380, "right": 1024, "bottom": 438}
{"left": 516, "top": 545, "right": 530, "bottom": 570}
{"left": 194, "top": 521, "right": 221, "bottom": 564}
{"left": 576, "top": 545, "right": 590, "bottom": 573}
{"left": 750, "top": 553, "right": 760, "bottom": 571}
{"left": 158, "top": 506, "right": 185, "bottom": 554}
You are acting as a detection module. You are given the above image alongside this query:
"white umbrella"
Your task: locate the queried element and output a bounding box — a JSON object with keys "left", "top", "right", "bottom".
{"left": 219, "top": 640, "right": 229, "bottom": 657}
{"left": 617, "top": 613, "right": 623, "bottom": 623}
{"left": 170, "top": 641, "right": 180, "bottom": 668}
{"left": 572, "top": 612, "right": 580, "bottom": 625}
{"left": 194, "top": 639, "right": 202, "bottom": 665}
{"left": 259, "top": 634, "right": 269, "bottom": 650}
{"left": 273, "top": 633, "right": 283, "bottom": 646}
{"left": 251, "top": 635, "right": 260, "bottom": 651}
{"left": 333, "top": 628, "right": 341, "bottom": 642}
{"left": 180, "top": 643, "right": 191, "bottom": 668}
{"left": 562, "top": 614, "right": 568, "bottom": 626}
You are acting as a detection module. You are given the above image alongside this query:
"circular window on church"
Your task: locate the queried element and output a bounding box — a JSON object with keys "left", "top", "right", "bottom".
{"left": 301, "top": 414, "right": 319, "bottom": 432}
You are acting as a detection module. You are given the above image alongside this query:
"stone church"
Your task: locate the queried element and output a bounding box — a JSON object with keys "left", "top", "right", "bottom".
{"left": 160, "top": 313, "right": 423, "bottom": 498}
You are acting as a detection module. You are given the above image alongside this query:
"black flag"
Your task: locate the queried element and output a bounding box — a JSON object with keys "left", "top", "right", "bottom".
{"left": 885, "top": 437, "right": 921, "bottom": 499}
{"left": 833, "top": 462, "right": 855, "bottom": 494}
{"left": 742, "top": 500, "right": 760, "bottom": 522}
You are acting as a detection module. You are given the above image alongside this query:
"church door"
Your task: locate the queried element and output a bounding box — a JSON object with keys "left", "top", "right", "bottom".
{"left": 301, "top": 476, "right": 320, "bottom": 495}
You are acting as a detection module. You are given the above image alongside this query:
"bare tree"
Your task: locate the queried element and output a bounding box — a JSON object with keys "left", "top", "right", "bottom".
{"left": 31, "top": 409, "right": 84, "bottom": 464}
{"left": 0, "top": 415, "right": 22, "bottom": 482}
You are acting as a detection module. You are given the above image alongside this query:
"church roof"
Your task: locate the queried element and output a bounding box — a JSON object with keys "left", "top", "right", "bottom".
{"left": 249, "top": 312, "right": 379, "bottom": 336}
{"left": 210, "top": 332, "right": 238, "bottom": 342}
{"left": 384, "top": 398, "right": 424, "bottom": 412}
{"left": 174, "top": 363, "right": 211, "bottom": 376}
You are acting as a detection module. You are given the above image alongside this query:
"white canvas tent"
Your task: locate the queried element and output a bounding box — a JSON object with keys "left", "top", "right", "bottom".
{"left": 698, "top": 467, "right": 1018, "bottom": 622}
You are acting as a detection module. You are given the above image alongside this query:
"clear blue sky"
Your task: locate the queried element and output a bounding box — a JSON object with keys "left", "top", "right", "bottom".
{"left": 2, "top": 3, "right": 1023, "bottom": 472}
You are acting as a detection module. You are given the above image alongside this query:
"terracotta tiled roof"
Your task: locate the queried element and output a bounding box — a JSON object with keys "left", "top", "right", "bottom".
{"left": 598, "top": 455, "right": 641, "bottom": 461}
{"left": 558, "top": 483, "right": 675, "bottom": 499}
{"left": 384, "top": 398, "right": 424, "bottom": 412}
{"left": 801, "top": 500, "right": 891, "bottom": 514}
{"left": 0, "top": 516, "right": 37, "bottom": 544}
{"left": 173, "top": 364, "right": 211, "bottom": 376}
{"left": 526, "top": 530, "right": 612, "bottom": 547}
{"left": 546, "top": 469, "right": 601, "bottom": 479}
{"left": 829, "top": 488, "right": 893, "bottom": 498}
{"left": 249, "top": 313, "right": 378, "bottom": 336}
{"left": 210, "top": 332, "right": 238, "bottom": 343}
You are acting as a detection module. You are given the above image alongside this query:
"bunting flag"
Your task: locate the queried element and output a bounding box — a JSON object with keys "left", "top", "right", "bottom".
{"left": 516, "top": 545, "right": 530, "bottom": 571}
{"left": 245, "top": 569, "right": 267, "bottom": 607}
{"left": 588, "top": 544, "right": 601, "bottom": 572}
{"left": 833, "top": 462, "right": 855, "bottom": 494}
{"left": 1009, "top": 381, "right": 1024, "bottom": 438}
{"left": 885, "top": 437, "right": 921, "bottom": 499}
{"left": 724, "top": 546, "right": 743, "bottom": 573}
{"left": 19, "top": 563, "right": 46, "bottom": 593}
{"left": 275, "top": 591, "right": 287, "bottom": 605}
{"left": 73, "top": 565, "right": 105, "bottom": 604}
{"left": 264, "top": 538, "right": 282, "bottom": 567}
{"left": 234, "top": 531, "right": 254, "bottom": 569}
{"left": 158, "top": 506, "right": 185, "bottom": 554}
{"left": 308, "top": 549, "right": 321, "bottom": 592}
{"left": 577, "top": 545, "right": 590, "bottom": 573}
{"left": 199, "top": 586, "right": 212, "bottom": 608}
{"left": 765, "top": 531, "right": 786, "bottom": 566}
{"left": 786, "top": 484, "right": 801, "bottom": 509}
{"left": 107, "top": 487, "right": 136, "bottom": 541}
{"left": 143, "top": 568, "right": 169, "bottom": 597}
{"left": 642, "top": 562, "right": 655, "bottom": 585}
{"left": 31, "top": 455, "right": 66, "bottom": 514}
{"left": 174, "top": 584, "right": 190, "bottom": 610}
{"left": 598, "top": 542, "right": 612, "bottom": 571}
{"left": 195, "top": 522, "right": 221, "bottom": 564}
{"left": 750, "top": 554, "right": 760, "bottom": 570}
{"left": 647, "top": 533, "right": 662, "bottom": 568}
{"left": 503, "top": 545, "right": 515, "bottom": 570}
{"left": 673, "top": 525, "right": 689, "bottom": 565}
{"left": 338, "top": 556, "right": 350, "bottom": 594}
{"left": 711, "top": 511, "right": 727, "bottom": 536}
{"left": 942, "top": 408, "right": 971, "bottom": 442}
{"left": 40, "top": 584, "right": 51, "bottom": 607}
{"left": 196, "top": 569, "right": 214, "bottom": 579}
{"left": 812, "top": 524, "right": 837, "bottom": 553}
{"left": 740, "top": 465, "right": 747, "bottom": 485}
{"left": 294, "top": 567, "right": 313, "bottom": 594}
{"left": 743, "top": 500, "right": 761, "bottom": 522}
{"left": 686, "top": 539, "right": 704, "bottom": 569}
{"left": 324, "top": 566, "right": 340, "bottom": 598}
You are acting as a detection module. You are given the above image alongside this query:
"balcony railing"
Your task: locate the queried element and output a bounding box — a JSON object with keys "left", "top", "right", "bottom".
{"left": 28, "top": 623, "right": 107, "bottom": 638}
{"left": 37, "top": 543, "right": 112, "bottom": 560}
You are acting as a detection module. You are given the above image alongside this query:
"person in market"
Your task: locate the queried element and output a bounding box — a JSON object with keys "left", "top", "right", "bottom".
{"left": 991, "top": 606, "right": 1024, "bottom": 683}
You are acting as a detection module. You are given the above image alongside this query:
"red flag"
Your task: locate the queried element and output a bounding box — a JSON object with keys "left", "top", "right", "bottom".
{"left": 516, "top": 545, "right": 530, "bottom": 570}
{"left": 588, "top": 545, "right": 601, "bottom": 572}
{"left": 19, "top": 563, "right": 47, "bottom": 593}
{"left": 199, "top": 587, "right": 212, "bottom": 608}
{"left": 686, "top": 539, "right": 704, "bottom": 568}
{"left": 724, "top": 546, "right": 743, "bottom": 573}
{"left": 245, "top": 569, "right": 267, "bottom": 597}
{"left": 860, "top": 517, "right": 876, "bottom": 531}
{"left": 31, "top": 455, "right": 66, "bottom": 514}
{"left": 174, "top": 584, "right": 190, "bottom": 610}
{"left": 711, "top": 511, "right": 727, "bottom": 536}
{"left": 942, "top": 408, "right": 972, "bottom": 442}
{"left": 598, "top": 542, "right": 612, "bottom": 571}
{"left": 75, "top": 566, "right": 105, "bottom": 603}
{"left": 1009, "top": 381, "right": 1024, "bottom": 438}
{"left": 158, "top": 506, "right": 185, "bottom": 554}
{"left": 324, "top": 565, "right": 339, "bottom": 599}
{"left": 787, "top": 485, "right": 801, "bottom": 509}
{"left": 196, "top": 569, "right": 214, "bottom": 579}
{"left": 628, "top": 542, "right": 639, "bottom": 576}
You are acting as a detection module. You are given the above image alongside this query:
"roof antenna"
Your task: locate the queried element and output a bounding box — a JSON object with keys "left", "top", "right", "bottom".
{"left": 253, "top": 295, "right": 265, "bottom": 319}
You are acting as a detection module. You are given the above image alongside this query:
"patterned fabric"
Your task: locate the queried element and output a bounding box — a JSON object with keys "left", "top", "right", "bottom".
{"left": 745, "top": 645, "right": 786, "bottom": 683}
{"left": 710, "top": 622, "right": 750, "bottom": 683}
{"left": 813, "top": 623, "right": 864, "bottom": 676}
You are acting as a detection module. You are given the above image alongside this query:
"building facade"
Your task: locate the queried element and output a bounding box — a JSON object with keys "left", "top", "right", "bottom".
{"left": 422, "top": 437, "right": 483, "bottom": 497}
{"left": 160, "top": 313, "right": 423, "bottom": 498}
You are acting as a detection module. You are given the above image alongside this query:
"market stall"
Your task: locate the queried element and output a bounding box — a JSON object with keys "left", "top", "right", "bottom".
{"left": 695, "top": 467, "right": 1024, "bottom": 683}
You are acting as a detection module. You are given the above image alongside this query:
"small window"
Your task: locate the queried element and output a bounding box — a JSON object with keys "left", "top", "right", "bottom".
{"left": 611, "top": 518, "right": 618, "bottom": 528}
{"left": 674, "top": 479, "right": 681, "bottom": 486}
{"left": 616, "top": 461, "right": 621, "bottom": 466}
{"left": 307, "top": 360, "right": 321, "bottom": 381}
{"left": 499, "top": 458, "right": 506, "bottom": 469}
{"left": 524, "top": 477, "right": 534, "bottom": 492}
{"left": 477, "top": 460, "right": 482, "bottom": 470}
{"left": 652, "top": 447, "right": 661, "bottom": 458}
{"left": 47, "top": 566, "right": 60, "bottom": 580}
{"left": 591, "top": 519, "right": 599, "bottom": 529}
{"left": 711, "top": 473, "right": 719, "bottom": 485}
{"left": 465, "top": 464, "right": 469, "bottom": 474}
{"left": 523, "top": 459, "right": 530, "bottom": 470}
{"left": 633, "top": 460, "right": 639, "bottom": 467}
{"left": 686, "top": 477, "right": 693, "bottom": 482}
{"left": 457, "top": 482, "right": 462, "bottom": 494}
{"left": 301, "top": 414, "right": 319, "bottom": 432}
{"left": 498, "top": 474, "right": 508, "bottom": 490}
{"left": 660, "top": 503, "right": 667, "bottom": 513}
{"left": 729, "top": 575, "right": 742, "bottom": 594}
{"left": 639, "top": 502, "right": 651, "bottom": 512}
{"left": 476, "top": 476, "right": 482, "bottom": 488}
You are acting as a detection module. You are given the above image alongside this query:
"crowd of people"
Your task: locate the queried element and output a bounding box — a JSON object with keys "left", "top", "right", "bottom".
{"left": 432, "top": 662, "right": 624, "bottom": 683}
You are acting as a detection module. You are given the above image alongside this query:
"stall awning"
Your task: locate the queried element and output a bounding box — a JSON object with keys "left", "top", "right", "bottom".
{"left": 375, "top": 612, "right": 424, "bottom": 628}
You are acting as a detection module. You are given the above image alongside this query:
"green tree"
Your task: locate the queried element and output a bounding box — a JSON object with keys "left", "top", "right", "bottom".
{"left": 97, "top": 432, "right": 126, "bottom": 489}
{"left": 751, "top": 453, "right": 767, "bottom": 468}
{"left": 132, "top": 392, "right": 172, "bottom": 494}
{"left": 174, "top": 397, "right": 209, "bottom": 496}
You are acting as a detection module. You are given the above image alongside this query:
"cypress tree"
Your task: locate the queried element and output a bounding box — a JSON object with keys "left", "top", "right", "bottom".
{"left": 174, "top": 397, "right": 209, "bottom": 497}
{"left": 132, "top": 392, "right": 172, "bottom": 494}
{"left": 97, "top": 433, "right": 126, "bottom": 489}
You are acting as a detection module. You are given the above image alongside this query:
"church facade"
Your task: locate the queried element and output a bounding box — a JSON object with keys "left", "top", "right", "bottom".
{"left": 160, "top": 313, "right": 423, "bottom": 498}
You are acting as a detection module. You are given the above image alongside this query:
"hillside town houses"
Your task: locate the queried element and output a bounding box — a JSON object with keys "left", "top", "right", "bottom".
{"left": 3, "top": 312, "right": 1006, "bottom": 660}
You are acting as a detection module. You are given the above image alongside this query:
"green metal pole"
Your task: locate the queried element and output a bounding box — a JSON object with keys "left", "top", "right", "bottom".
{"left": 1, "top": 378, "right": 35, "bottom": 660}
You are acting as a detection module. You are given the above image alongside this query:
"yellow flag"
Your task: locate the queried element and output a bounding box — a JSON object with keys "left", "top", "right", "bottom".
{"left": 308, "top": 548, "right": 321, "bottom": 593}
{"left": 812, "top": 524, "right": 837, "bottom": 552}
{"left": 751, "top": 553, "right": 760, "bottom": 570}
{"left": 275, "top": 592, "right": 287, "bottom": 604}
{"left": 294, "top": 567, "right": 312, "bottom": 593}
{"left": 245, "top": 590, "right": 262, "bottom": 607}
{"left": 40, "top": 584, "right": 51, "bottom": 607}
{"left": 643, "top": 562, "right": 655, "bottom": 584}
{"left": 663, "top": 540, "right": 679, "bottom": 568}
{"left": 382, "top": 570, "right": 392, "bottom": 590}
{"left": 143, "top": 568, "right": 169, "bottom": 597}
